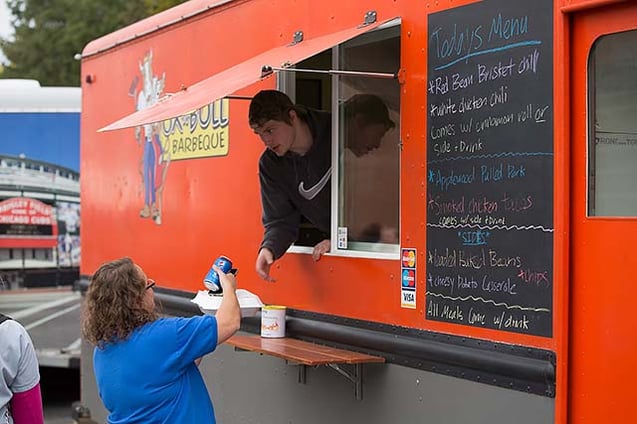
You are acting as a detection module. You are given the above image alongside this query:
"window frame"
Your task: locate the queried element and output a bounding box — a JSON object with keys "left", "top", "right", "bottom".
{"left": 586, "top": 29, "right": 637, "bottom": 218}
{"left": 281, "top": 19, "right": 402, "bottom": 260}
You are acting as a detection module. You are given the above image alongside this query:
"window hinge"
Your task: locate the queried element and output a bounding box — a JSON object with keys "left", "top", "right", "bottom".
{"left": 289, "top": 31, "right": 304, "bottom": 46}
{"left": 362, "top": 11, "right": 377, "bottom": 27}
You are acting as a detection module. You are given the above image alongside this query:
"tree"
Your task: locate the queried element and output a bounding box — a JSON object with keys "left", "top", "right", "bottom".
{"left": 0, "top": 0, "right": 187, "bottom": 86}
{"left": 145, "top": 0, "right": 186, "bottom": 15}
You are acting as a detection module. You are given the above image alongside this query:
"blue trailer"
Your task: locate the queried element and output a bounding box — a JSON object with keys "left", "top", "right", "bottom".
{"left": 0, "top": 79, "right": 81, "bottom": 288}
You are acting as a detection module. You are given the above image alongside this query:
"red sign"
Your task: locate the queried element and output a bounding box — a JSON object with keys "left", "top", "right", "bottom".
{"left": 0, "top": 197, "right": 54, "bottom": 225}
{"left": 0, "top": 198, "right": 58, "bottom": 247}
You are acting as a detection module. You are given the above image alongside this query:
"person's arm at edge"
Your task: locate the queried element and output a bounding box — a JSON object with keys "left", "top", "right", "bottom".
{"left": 214, "top": 265, "right": 241, "bottom": 344}
{"left": 10, "top": 383, "right": 44, "bottom": 424}
{"left": 255, "top": 247, "right": 276, "bottom": 282}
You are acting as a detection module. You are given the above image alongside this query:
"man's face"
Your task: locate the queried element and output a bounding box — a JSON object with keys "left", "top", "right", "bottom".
{"left": 252, "top": 118, "right": 295, "bottom": 157}
{"left": 347, "top": 119, "right": 390, "bottom": 157}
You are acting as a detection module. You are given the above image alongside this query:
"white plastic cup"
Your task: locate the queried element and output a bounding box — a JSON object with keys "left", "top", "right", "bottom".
{"left": 261, "top": 305, "right": 286, "bottom": 338}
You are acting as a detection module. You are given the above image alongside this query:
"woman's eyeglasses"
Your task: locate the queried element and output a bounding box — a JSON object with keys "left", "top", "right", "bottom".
{"left": 145, "top": 279, "right": 156, "bottom": 291}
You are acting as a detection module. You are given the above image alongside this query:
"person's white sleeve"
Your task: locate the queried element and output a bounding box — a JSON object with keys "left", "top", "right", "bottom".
{"left": 4, "top": 321, "right": 40, "bottom": 393}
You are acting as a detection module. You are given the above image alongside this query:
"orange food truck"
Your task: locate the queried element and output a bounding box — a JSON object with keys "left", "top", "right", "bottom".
{"left": 78, "top": 0, "right": 637, "bottom": 422}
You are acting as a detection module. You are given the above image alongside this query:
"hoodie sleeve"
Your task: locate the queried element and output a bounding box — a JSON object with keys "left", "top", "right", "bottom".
{"left": 259, "top": 156, "right": 300, "bottom": 259}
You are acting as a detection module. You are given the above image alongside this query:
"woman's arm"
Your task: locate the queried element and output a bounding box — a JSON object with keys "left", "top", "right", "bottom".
{"left": 214, "top": 266, "right": 240, "bottom": 344}
{"left": 10, "top": 383, "right": 44, "bottom": 424}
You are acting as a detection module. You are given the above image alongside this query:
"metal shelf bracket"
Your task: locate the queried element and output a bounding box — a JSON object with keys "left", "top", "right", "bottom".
{"left": 294, "top": 363, "right": 364, "bottom": 400}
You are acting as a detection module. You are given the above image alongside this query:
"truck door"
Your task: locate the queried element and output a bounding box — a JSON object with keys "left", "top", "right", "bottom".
{"left": 570, "top": 2, "right": 637, "bottom": 423}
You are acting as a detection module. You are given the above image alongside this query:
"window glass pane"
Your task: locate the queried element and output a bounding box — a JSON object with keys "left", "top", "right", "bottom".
{"left": 589, "top": 29, "right": 637, "bottom": 216}
{"left": 337, "top": 25, "right": 400, "bottom": 252}
{"left": 34, "top": 249, "right": 47, "bottom": 260}
{"left": 0, "top": 249, "right": 10, "bottom": 260}
{"left": 291, "top": 50, "right": 332, "bottom": 248}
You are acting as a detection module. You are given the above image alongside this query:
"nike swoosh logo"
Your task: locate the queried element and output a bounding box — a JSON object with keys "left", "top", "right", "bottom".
{"left": 298, "top": 167, "right": 331, "bottom": 200}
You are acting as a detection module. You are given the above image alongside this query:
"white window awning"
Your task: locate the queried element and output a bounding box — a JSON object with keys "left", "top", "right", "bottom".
{"left": 99, "top": 14, "right": 396, "bottom": 132}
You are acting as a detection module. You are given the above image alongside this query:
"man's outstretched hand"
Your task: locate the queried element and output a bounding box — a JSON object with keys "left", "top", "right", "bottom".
{"left": 312, "top": 239, "right": 330, "bottom": 261}
{"left": 256, "top": 247, "right": 276, "bottom": 282}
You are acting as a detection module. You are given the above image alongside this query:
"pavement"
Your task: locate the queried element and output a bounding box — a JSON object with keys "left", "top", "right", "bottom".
{"left": 0, "top": 286, "right": 81, "bottom": 423}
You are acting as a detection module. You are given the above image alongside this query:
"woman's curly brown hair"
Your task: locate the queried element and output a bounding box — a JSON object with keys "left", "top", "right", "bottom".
{"left": 82, "top": 257, "right": 158, "bottom": 348}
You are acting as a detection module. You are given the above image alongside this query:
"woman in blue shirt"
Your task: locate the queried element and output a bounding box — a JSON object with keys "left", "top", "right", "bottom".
{"left": 82, "top": 257, "right": 240, "bottom": 424}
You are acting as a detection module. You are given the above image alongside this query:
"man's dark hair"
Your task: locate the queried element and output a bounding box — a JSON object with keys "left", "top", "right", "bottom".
{"left": 249, "top": 90, "right": 308, "bottom": 128}
{"left": 343, "top": 94, "right": 395, "bottom": 130}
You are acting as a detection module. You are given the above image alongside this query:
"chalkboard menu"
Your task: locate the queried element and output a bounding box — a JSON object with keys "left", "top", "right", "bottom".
{"left": 426, "top": 0, "right": 553, "bottom": 337}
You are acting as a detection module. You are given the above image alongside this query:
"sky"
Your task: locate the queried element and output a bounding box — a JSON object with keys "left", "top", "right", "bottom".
{"left": 0, "top": 2, "right": 12, "bottom": 64}
{"left": 0, "top": 114, "right": 81, "bottom": 171}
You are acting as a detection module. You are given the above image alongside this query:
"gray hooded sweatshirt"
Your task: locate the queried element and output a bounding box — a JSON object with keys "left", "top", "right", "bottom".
{"left": 258, "top": 108, "right": 331, "bottom": 259}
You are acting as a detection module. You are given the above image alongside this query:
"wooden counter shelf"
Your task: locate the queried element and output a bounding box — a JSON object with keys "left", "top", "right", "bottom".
{"left": 226, "top": 334, "right": 385, "bottom": 400}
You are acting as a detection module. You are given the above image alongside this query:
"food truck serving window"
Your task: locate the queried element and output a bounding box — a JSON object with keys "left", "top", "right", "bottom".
{"left": 97, "top": 14, "right": 401, "bottom": 259}
{"left": 282, "top": 22, "right": 401, "bottom": 258}
{"left": 587, "top": 29, "right": 637, "bottom": 217}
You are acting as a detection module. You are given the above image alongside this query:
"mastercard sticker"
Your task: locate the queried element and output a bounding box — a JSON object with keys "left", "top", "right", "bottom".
{"left": 401, "top": 248, "right": 416, "bottom": 268}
